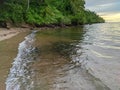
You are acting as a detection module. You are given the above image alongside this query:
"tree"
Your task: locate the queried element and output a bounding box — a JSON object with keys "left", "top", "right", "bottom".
{"left": 0, "top": 0, "right": 105, "bottom": 26}
{"left": 27, "top": 0, "right": 30, "bottom": 10}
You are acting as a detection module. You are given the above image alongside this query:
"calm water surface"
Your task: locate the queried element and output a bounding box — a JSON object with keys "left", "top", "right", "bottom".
{"left": 33, "top": 22, "right": 120, "bottom": 90}
{"left": 79, "top": 22, "right": 120, "bottom": 90}
{"left": 6, "top": 22, "right": 120, "bottom": 90}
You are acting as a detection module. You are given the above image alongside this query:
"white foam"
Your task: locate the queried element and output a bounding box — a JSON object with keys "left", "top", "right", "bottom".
{"left": 6, "top": 32, "right": 36, "bottom": 90}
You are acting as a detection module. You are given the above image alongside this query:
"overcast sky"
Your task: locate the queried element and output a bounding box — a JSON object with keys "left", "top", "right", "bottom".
{"left": 85, "top": 0, "right": 120, "bottom": 22}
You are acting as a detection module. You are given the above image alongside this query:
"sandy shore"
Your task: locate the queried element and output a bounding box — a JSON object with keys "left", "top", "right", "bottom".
{"left": 0, "top": 28, "right": 29, "bottom": 41}
{"left": 0, "top": 30, "right": 29, "bottom": 90}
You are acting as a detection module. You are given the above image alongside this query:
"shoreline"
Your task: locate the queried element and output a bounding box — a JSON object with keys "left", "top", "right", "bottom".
{"left": 0, "top": 31, "right": 30, "bottom": 90}
{"left": 0, "top": 26, "right": 70, "bottom": 41}
{"left": 0, "top": 22, "right": 105, "bottom": 41}
{"left": 0, "top": 28, "right": 30, "bottom": 41}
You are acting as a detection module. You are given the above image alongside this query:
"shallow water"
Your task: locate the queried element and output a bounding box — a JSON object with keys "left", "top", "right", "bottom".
{"left": 76, "top": 22, "right": 120, "bottom": 90}
{"left": 34, "top": 23, "right": 120, "bottom": 90}
{"left": 5, "top": 22, "right": 120, "bottom": 90}
{"left": 71, "top": 22, "right": 120, "bottom": 90}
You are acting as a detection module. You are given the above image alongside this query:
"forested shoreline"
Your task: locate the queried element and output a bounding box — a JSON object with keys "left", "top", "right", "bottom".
{"left": 0, "top": 0, "right": 105, "bottom": 27}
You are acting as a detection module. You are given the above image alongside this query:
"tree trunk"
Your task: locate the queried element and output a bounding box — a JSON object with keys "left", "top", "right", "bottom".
{"left": 27, "top": 0, "right": 30, "bottom": 10}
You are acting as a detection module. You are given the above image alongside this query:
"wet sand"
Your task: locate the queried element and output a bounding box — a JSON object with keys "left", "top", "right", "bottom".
{"left": 0, "top": 29, "right": 29, "bottom": 90}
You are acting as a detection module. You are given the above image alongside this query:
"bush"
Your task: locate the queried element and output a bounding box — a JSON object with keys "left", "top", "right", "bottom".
{"left": 0, "top": 0, "right": 105, "bottom": 27}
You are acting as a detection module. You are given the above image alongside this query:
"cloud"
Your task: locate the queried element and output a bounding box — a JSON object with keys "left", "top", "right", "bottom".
{"left": 85, "top": 1, "right": 120, "bottom": 13}
{"left": 85, "top": 0, "right": 120, "bottom": 22}
{"left": 85, "top": 0, "right": 118, "bottom": 6}
{"left": 101, "top": 13, "right": 120, "bottom": 22}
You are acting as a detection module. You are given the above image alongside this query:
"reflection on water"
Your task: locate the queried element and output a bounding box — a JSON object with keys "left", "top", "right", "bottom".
{"left": 90, "top": 50, "right": 113, "bottom": 58}
{"left": 26, "top": 23, "right": 120, "bottom": 90}
{"left": 52, "top": 41, "right": 77, "bottom": 58}
{"left": 33, "top": 26, "right": 85, "bottom": 90}
{"left": 73, "top": 23, "right": 120, "bottom": 90}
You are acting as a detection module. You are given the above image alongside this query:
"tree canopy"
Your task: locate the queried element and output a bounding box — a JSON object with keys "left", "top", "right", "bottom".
{"left": 0, "top": 0, "right": 105, "bottom": 27}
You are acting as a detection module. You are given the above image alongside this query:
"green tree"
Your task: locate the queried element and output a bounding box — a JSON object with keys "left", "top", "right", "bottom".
{"left": 0, "top": 0, "right": 105, "bottom": 27}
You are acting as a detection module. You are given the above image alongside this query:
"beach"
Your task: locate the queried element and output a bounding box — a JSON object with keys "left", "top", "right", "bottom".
{"left": 0, "top": 28, "right": 29, "bottom": 90}
{"left": 0, "top": 28, "right": 29, "bottom": 41}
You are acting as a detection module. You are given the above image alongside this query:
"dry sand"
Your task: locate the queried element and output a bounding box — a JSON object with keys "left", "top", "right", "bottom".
{"left": 0, "top": 28, "right": 29, "bottom": 41}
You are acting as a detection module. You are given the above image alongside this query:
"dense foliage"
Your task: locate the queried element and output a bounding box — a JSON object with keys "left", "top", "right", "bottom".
{"left": 0, "top": 0, "right": 105, "bottom": 27}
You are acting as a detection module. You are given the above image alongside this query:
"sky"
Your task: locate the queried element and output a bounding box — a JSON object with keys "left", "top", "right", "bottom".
{"left": 85, "top": 0, "right": 120, "bottom": 22}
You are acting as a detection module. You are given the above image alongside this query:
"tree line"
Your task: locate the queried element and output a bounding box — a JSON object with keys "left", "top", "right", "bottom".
{"left": 0, "top": 0, "right": 105, "bottom": 27}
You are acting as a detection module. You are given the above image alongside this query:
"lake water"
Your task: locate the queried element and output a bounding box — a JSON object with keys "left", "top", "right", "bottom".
{"left": 78, "top": 22, "right": 120, "bottom": 90}
{"left": 5, "top": 22, "right": 120, "bottom": 90}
